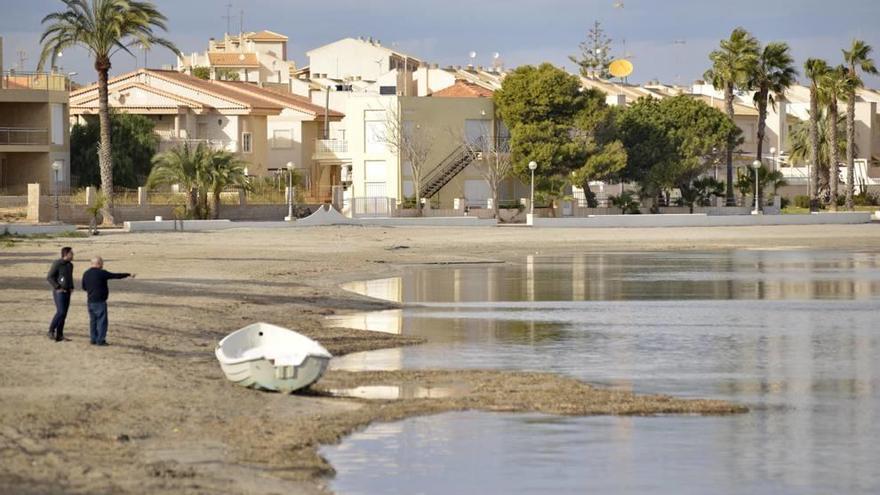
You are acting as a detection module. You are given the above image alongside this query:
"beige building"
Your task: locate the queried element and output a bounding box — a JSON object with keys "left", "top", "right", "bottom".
{"left": 177, "top": 30, "right": 295, "bottom": 91}
{"left": 0, "top": 37, "right": 71, "bottom": 194}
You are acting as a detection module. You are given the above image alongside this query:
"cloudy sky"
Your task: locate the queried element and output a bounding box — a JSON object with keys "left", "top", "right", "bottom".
{"left": 2, "top": 0, "right": 879, "bottom": 87}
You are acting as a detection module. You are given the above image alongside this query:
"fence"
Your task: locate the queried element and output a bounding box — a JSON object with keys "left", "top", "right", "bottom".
{"left": 346, "top": 197, "right": 394, "bottom": 218}
{"left": 1, "top": 71, "right": 70, "bottom": 91}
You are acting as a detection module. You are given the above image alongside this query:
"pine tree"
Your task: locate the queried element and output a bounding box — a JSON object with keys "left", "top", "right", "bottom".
{"left": 569, "top": 21, "right": 613, "bottom": 79}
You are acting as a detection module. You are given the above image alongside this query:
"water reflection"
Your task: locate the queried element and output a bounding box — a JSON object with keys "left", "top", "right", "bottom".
{"left": 327, "top": 384, "right": 470, "bottom": 400}
{"left": 325, "top": 250, "right": 880, "bottom": 495}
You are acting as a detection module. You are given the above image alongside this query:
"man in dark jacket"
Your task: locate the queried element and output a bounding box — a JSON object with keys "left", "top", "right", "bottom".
{"left": 81, "top": 256, "right": 134, "bottom": 346}
{"left": 46, "top": 246, "right": 75, "bottom": 341}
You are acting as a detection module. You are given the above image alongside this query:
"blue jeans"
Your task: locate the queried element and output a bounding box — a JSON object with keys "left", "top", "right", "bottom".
{"left": 49, "top": 290, "right": 71, "bottom": 340}
{"left": 88, "top": 302, "right": 109, "bottom": 344}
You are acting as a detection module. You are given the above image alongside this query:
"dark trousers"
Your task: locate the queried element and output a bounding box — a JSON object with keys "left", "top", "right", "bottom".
{"left": 88, "top": 301, "right": 109, "bottom": 344}
{"left": 49, "top": 290, "right": 70, "bottom": 340}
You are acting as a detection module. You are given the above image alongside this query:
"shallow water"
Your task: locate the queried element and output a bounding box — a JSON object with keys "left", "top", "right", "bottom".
{"left": 322, "top": 250, "right": 880, "bottom": 495}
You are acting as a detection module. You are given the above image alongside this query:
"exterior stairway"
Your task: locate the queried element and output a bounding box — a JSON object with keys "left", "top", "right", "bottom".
{"left": 420, "top": 145, "right": 479, "bottom": 198}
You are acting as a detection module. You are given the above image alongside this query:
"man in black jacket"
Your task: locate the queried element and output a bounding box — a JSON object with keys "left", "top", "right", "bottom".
{"left": 81, "top": 256, "right": 135, "bottom": 346}
{"left": 46, "top": 246, "right": 75, "bottom": 341}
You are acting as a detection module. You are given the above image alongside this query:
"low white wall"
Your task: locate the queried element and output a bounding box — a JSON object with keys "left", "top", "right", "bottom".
{"left": 124, "top": 220, "right": 234, "bottom": 232}
{"left": 530, "top": 213, "right": 872, "bottom": 228}
{"left": 2, "top": 223, "right": 77, "bottom": 235}
{"left": 358, "top": 217, "right": 498, "bottom": 227}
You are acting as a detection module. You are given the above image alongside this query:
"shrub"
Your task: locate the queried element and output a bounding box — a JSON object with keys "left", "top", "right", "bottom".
{"left": 792, "top": 195, "right": 811, "bottom": 209}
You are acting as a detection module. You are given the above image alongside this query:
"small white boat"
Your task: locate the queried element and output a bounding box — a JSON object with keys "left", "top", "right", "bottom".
{"left": 215, "top": 322, "right": 332, "bottom": 393}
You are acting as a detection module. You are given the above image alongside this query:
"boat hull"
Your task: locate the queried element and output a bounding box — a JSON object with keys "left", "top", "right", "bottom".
{"left": 218, "top": 355, "right": 330, "bottom": 393}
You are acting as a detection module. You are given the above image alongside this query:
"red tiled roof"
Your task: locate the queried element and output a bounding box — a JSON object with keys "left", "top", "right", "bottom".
{"left": 246, "top": 30, "right": 288, "bottom": 41}
{"left": 144, "top": 70, "right": 282, "bottom": 112}
{"left": 432, "top": 80, "right": 494, "bottom": 98}
{"left": 216, "top": 81, "right": 344, "bottom": 119}
{"left": 207, "top": 52, "right": 260, "bottom": 67}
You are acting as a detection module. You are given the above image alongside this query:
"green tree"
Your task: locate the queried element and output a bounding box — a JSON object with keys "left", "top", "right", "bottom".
{"left": 147, "top": 143, "right": 210, "bottom": 219}
{"left": 819, "top": 65, "right": 855, "bottom": 210}
{"left": 679, "top": 177, "right": 725, "bottom": 213}
{"left": 750, "top": 42, "right": 797, "bottom": 163}
{"left": 803, "top": 58, "right": 830, "bottom": 208}
{"left": 205, "top": 149, "right": 250, "bottom": 219}
{"left": 569, "top": 21, "right": 613, "bottom": 78}
{"left": 495, "top": 63, "right": 626, "bottom": 202}
{"left": 735, "top": 165, "right": 787, "bottom": 207}
{"left": 703, "top": 27, "right": 759, "bottom": 205}
{"left": 70, "top": 113, "right": 158, "bottom": 188}
{"left": 842, "top": 40, "right": 877, "bottom": 210}
{"left": 788, "top": 109, "right": 848, "bottom": 201}
{"left": 39, "top": 0, "right": 178, "bottom": 225}
{"left": 191, "top": 66, "right": 210, "bottom": 80}
{"left": 617, "top": 96, "right": 739, "bottom": 206}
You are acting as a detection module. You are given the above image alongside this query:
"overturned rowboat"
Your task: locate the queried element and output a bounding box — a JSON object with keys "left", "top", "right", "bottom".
{"left": 215, "top": 322, "right": 332, "bottom": 393}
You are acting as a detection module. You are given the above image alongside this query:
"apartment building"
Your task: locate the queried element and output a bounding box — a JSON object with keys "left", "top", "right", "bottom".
{"left": 0, "top": 37, "right": 71, "bottom": 194}
{"left": 177, "top": 30, "right": 295, "bottom": 90}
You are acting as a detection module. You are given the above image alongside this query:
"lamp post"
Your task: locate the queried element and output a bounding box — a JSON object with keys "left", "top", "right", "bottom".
{"left": 751, "top": 159, "right": 762, "bottom": 215}
{"left": 284, "top": 161, "right": 295, "bottom": 221}
{"left": 51, "top": 161, "right": 61, "bottom": 223}
{"left": 528, "top": 161, "right": 537, "bottom": 215}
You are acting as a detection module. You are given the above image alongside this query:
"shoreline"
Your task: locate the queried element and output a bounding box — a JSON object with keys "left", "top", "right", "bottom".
{"left": 2, "top": 224, "right": 879, "bottom": 494}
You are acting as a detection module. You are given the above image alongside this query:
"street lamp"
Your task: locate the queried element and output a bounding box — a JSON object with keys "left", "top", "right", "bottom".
{"left": 751, "top": 159, "right": 762, "bottom": 215}
{"left": 528, "top": 161, "right": 538, "bottom": 215}
{"left": 51, "top": 161, "right": 62, "bottom": 223}
{"left": 284, "top": 161, "right": 295, "bottom": 221}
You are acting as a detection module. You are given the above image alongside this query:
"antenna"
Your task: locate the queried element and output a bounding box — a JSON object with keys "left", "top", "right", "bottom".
{"left": 16, "top": 49, "right": 27, "bottom": 71}
{"left": 468, "top": 51, "right": 477, "bottom": 67}
{"left": 239, "top": 8, "right": 244, "bottom": 35}
{"left": 613, "top": 0, "right": 624, "bottom": 8}
{"left": 222, "top": 3, "right": 233, "bottom": 35}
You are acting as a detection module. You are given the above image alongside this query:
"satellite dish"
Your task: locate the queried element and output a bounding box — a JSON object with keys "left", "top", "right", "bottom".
{"left": 608, "top": 59, "right": 633, "bottom": 78}
{"left": 493, "top": 52, "right": 500, "bottom": 60}
{"left": 469, "top": 51, "right": 477, "bottom": 59}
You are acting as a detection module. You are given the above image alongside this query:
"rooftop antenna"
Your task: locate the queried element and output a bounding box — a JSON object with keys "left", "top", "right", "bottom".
{"left": 239, "top": 8, "right": 244, "bottom": 36}
{"left": 672, "top": 40, "right": 686, "bottom": 85}
{"left": 16, "top": 49, "right": 27, "bottom": 71}
{"left": 468, "top": 51, "right": 477, "bottom": 68}
{"left": 492, "top": 52, "right": 502, "bottom": 71}
{"left": 613, "top": 1, "right": 624, "bottom": 8}
{"left": 222, "top": 3, "right": 234, "bottom": 35}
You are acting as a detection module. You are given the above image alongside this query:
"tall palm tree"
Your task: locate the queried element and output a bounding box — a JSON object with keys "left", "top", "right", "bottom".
{"left": 148, "top": 143, "right": 210, "bottom": 219}
{"left": 803, "top": 58, "right": 829, "bottom": 209}
{"left": 842, "top": 40, "right": 878, "bottom": 210}
{"left": 38, "top": 0, "right": 178, "bottom": 225}
{"left": 788, "top": 109, "right": 849, "bottom": 199}
{"left": 205, "top": 150, "right": 250, "bottom": 219}
{"left": 819, "top": 66, "right": 853, "bottom": 211}
{"left": 751, "top": 42, "right": 797, "bottom": 163}
{"left": 704, "top": 27, "right": 760, "bottom": 206}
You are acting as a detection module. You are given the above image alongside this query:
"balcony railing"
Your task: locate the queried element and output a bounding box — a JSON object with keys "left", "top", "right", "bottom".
{"left": 0, "top": 127, "right": 49, "bottom": 146}
{"left": 316, "top": 139, "right": 348, "bottom": 154}
{"left": 158, "top": 138, "right": 239, "bottom": 153}
{"left": 1, "top": 71, "right": 70, "bottom": 91}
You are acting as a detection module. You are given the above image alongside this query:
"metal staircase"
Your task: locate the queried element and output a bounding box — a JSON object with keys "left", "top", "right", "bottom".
{"left": 420, "top": 145, "right": 478, "bottom": 199}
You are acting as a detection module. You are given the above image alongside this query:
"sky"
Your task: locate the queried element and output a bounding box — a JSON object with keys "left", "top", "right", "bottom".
{"left": 2, "top": 0, "right": 879, "bottom": 88}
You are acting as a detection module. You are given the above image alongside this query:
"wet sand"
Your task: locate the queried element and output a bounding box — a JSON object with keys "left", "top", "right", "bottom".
{"left": 1, "top": 224, "right": 879, "bottom": 494}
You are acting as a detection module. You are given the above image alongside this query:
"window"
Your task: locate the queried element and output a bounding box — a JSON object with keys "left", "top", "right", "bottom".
{"left": 51, "top": 103, "right": 64, "bottom": 145}
{"left": 364, "top": 110, "right": 386, "bottom": 153}
{"left": 272, "top": 129, "right": 293, "bottom": 148}
{"left": 364, "top": 160, "right": 387, "bottom": 198}
{"left": 241, "top": 132, "right": 252, "bottom": 153}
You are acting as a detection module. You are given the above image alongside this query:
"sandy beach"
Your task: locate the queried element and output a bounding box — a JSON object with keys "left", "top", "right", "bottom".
{"left": 2, "top": 223, "right": 879, "bottom": 494}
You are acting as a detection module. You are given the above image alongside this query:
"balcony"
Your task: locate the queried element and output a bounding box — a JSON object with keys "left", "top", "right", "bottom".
{"left": 313, "top": 139, "right": 351, "bottom": 163}
{"left": 0, "top": 127, "right": 49, "bottom": 146}
{"left": 1, "top": 71, "right": 70, "bottom": 91}
{"left": 158, "top": 138, "right": 239, "bottom": 153}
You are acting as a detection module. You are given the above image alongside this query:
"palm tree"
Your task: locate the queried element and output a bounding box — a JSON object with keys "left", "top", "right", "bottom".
{"left": 751, "top": 42, "right": 797, "bottom": 164}
{"left": 704, "top": 28, "right": 760, "bottom": 206}
{"left": 38, "top": 0, "right": 178, "bottom": 225}
{"left": 148, "top": 143, "right": 210, "bottom": 219}
{"left": 842, "top": 40, "right": 878, "bottom": 210}
{"left": 788, "top": 109, "right": 849, "bottom": 200}
{"left": 205, "top": 150, "right": 250, "bottom": 219}
{"left": 819, "top": 66, "right": 853, "bottom": 211}
{"left": 803, "top": 58, "right": 830, "bottom": 209}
